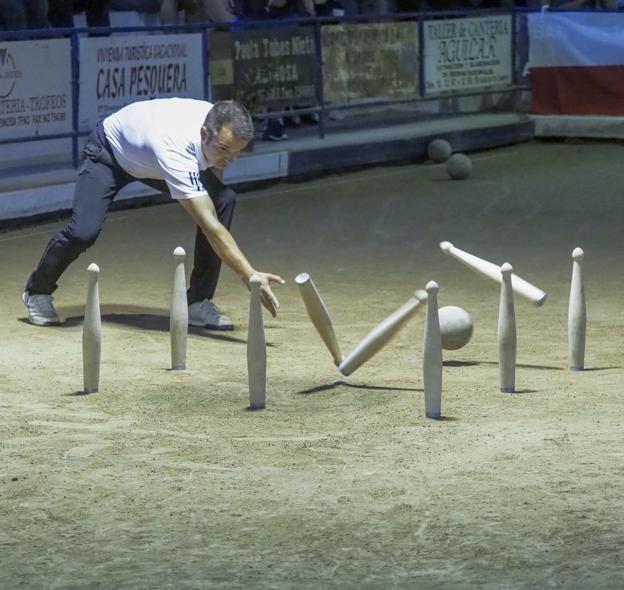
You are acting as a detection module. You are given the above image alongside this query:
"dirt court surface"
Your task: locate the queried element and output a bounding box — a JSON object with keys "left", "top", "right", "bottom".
{"left": 1, "top": 141, "right": 623, "bottom": 589}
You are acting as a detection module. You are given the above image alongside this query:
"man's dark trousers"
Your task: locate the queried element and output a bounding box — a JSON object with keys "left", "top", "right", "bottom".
{"left": 26, "top": 126, "right": 236, "bottom": 304}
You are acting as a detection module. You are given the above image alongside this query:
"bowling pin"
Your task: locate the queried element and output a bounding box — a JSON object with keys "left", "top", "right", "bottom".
{"left": 295, "top": 272, "right": 343, "bottom": 366}
{"left": 170, "top": 247, "right": 188, "bottom": 371}
{"left": 568, "top": 247, "right": 586, "bottom": 371}
{"left": 423, "top": 281, "right": 442, "bottom": 418}
{"left": 338, "top": 290, "right": 427, "bottom": 377}
{"left": 83, "top": 263, "right": 102, "bottom": 394}
{"left": 248, "top": 275, "right": 266, "bottom": 409}
{"left": 498, "top": 263, "right": 516, "bottom": 393}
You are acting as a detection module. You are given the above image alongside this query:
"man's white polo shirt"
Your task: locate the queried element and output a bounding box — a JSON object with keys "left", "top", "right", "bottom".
{"left": 103, "top": 98, "right": 214, "bottom": 200}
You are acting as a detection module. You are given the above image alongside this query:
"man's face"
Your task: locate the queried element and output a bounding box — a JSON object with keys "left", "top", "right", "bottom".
{"left": 201, "top": 125, "right": 248, "bottom": 170}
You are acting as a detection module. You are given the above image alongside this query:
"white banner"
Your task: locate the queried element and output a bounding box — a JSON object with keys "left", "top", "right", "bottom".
{"left": 78, "top": 33, "right": 204, "bottom": 131}
{"left": 423, "top": 15, "right": 512, "bottom": 95}
{"left": 0, "top": 39, "right": 72, "bottom": 141}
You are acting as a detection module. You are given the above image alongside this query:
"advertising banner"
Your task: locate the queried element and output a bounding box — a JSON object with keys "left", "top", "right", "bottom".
{"left": 230, "top": 27, "right": 317, "bottom": 110}
{"left": 322, "top": 22, "right": 419, "bottom": 103}
{"left": 79, "top": 33, "right": 204, "bottom": 131}
{"left": 423, "top": 15, "right": 512, "bottom": 95}
{"left": 0, "top": 39, "right": 72, "bottom": 141}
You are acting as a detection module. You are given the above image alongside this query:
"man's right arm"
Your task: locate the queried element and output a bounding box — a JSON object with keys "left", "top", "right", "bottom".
{"left": 178, "top": 194, "right": 284, "bottom": 316}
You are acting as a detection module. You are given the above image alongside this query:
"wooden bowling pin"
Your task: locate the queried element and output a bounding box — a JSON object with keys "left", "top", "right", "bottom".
{"left": 568, "top": 247, "right": 586, "bottom": 371}
{"left": 440, "top": 241, "right": 547, "bottom": 306}
{"left": 498, "top": 263, "right": 516, "bottom": 393}
{"left": 423, "top": 281, "right": 442, "bottom": 419}
{"left": 247, "top": 275, "right": 266, "bottom": 409}
{"left": 295, "top": 272, "right": 343, "bottom": 366}
{"left": 83, "top": 263, "right": 101, "bottom": 394}
{"left": 170, "top": 247, "right": 188, "bottom": 371}
{"left": 338, "top": 290, "right": 427, "bottom": 377}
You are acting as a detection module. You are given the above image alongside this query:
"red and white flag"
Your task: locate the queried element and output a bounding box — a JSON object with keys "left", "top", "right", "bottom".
{"left": 528, "top": 12, "right": 624, "bottom": 115}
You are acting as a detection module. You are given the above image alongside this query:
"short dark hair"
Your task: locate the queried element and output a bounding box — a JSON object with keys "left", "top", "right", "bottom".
{"left": 203, "top": 100, "right": 254, "bottom": 142}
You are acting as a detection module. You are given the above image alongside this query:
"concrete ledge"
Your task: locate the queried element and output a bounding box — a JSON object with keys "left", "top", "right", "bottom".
{"left": 0, "top": 112, "right": 534, "bottom": 227}
{"left": 532, "top": 115, "right": 624, "bottom": 138}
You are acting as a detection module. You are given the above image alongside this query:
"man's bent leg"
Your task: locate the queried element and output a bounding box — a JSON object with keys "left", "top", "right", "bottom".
{"left": 26, "top": 135, "right": 128, "bottom": 295}
{"left": 187, "top": 170, "right": 237, "bottom": 304}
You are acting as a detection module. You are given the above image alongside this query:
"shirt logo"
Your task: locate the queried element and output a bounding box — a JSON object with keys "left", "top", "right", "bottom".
{"left": 188, "top": 171, "right": 203, "bottom": 191}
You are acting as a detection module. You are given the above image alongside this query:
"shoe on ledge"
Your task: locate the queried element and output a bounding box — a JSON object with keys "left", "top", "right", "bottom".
{"left": 188, "top": 299, "right": 234, "bottom": 331}
{"left": 22, "top": 291, "right": 61, "bottom": 326}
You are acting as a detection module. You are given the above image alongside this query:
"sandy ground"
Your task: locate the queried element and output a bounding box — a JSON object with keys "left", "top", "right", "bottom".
{"left": 1, "top": 140, "right": 623, "bottom": 589}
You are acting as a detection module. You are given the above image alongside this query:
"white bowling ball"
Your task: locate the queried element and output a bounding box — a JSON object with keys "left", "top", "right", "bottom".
{"left": 439, "top": 305, "right": 473, "bottom": 350}
{"left": 427, "top": 138, "right": 452, "bottom": 163}
{"left": 445, "top": 153, "right": 472, "bottom": 180}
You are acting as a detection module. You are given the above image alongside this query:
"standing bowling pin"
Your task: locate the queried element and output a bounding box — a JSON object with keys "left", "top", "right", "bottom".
{"left": 247, "top": 275, "right": 266, "bottom": 409}
{"left": 498, "top": 263, "right": 516, "bottom": 393}
{"left": 170, "top": 247, "right": 188, "bottom": 371}
{"left": 423, "top": 281, "right": 442, "bottom": 419}
{"left": 83, "top": 263, "right": 102, "bottom": 394}
{"left": 338, "top": 290, "right": 427, "bottom": 377}
{"left": 295, "top": 272, "right": 343, "bottom": 366}
{"left": 568, "top": 247, "right": 586, "bottom": 371}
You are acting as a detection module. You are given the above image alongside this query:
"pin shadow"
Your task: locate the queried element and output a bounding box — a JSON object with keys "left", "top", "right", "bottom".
{"left": 508, "top": 388, "right": 539, "bottom": 394}
{"left": 244, "top": 405, "right": 267, "bottom": 412}
{"left": 17, "top": 317, "right": 64, "bottom": 327}
{"left": 56, "top": 304, "right": 255, "bottom": 345}
{"left": 517, "top": 364, "right": 564, "bottom": 371}
{"left": 296, "top": 380, "right": 422, "bottom": 395}
{"left": 464, "top": 360, "right": 565, "bottom": 371}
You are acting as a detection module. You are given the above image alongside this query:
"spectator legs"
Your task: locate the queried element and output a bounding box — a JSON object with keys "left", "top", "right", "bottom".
{"left": 49, "top": 0, "right": 110, "bottom": 29}
{"left": 0, "top": 0, "right": 28, "bottom": 30}
{"left": 26, "top": 0, "right": 49, "bottom": 28}
{"left": 201, "top": 0, "right": 235, "bottom": 23}
{"left": 183, "top": 0, "right": 235, "bottom": 23}
{"left": 159, "top": 0, "right": 181, "bottom": 24}
{"left": 85, "top": 0, "right": 111, "bottom": 27}
{"left": 48, "top": 0, "right": 74, "bottom": 27}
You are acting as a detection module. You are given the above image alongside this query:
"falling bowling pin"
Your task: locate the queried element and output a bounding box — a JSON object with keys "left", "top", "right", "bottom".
{"left": 338, "top": 290, "right": 427, "bottom": 377}
{"left": 83, "top": 263, "right": 102, "bottom": 394}
{"left": 295, "top": 272, "right": 343, "bottom": 366}
{"left": 498, "top": 263, "right": 516, "bottom": 393}
{"left": 423, "top": 281, "right": 442, "bottom": 419}
{"left": 568, "top": 247, "right": 586, "bottom": 371}
{"left": 247, "top": 275, "right": 266, "bottom": 409}
{"left": 170, "top": 247, "right": 188, "bottom": 371}
{"left": 439, "top": 241, "right": 547, "bottom": 306}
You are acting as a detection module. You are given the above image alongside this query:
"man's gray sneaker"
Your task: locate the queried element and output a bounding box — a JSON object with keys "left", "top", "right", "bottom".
{"left": 22, "top": 292, "right": 61, "bottom": 326}
{"left": 188, "top": 299, "right": 234, "bottom": 330}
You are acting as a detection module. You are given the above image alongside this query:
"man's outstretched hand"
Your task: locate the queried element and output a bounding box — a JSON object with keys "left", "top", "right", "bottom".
{"left": 247, "top": 272, "right": 285, "bottom": 317}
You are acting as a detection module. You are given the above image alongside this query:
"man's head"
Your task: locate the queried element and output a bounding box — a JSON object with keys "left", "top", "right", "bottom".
{"left": 201, "top": 100, "right": 254, "bottom": 170}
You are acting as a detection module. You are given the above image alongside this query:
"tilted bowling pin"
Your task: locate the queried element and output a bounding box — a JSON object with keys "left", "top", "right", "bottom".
{"left": 295, "top": 272, "right": 343, "bottom": 366}
{"left": 568, "top": 247, "right": 586, "bottom": 371}
{"left": 83, "top": 263, "right": 102, "bottom": 394}
{"left": 498, "top": 263, "right": 516, "bottom": 393}
{"left": 247, "top": 275, "right": 266, "bottom": 409}
{"left": 440, "top": 241, "right": 547, "bottom": 306}
{"left": 170, "top": 247, "right": 188, "bottom": 371}
{"left": 423, "top": 281, "right": 442, "bottom": 419}
{"left": 338, "top": 290, "right": 427, "bottom": 377}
